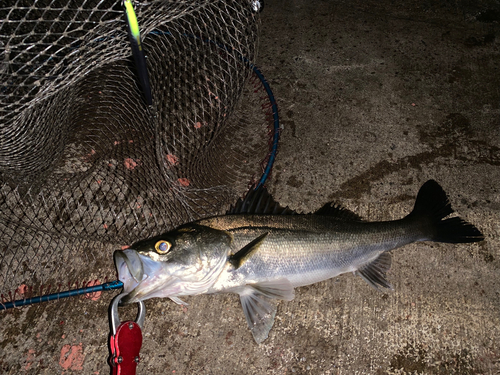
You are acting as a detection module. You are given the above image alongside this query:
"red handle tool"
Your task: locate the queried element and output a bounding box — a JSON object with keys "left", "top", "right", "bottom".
{"left": 109, "top": 293, "right": 145, "bottom": 375}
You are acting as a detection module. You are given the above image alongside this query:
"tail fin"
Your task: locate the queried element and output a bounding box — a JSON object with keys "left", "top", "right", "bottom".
{"left": 408, "top": 180, "right": 484, "bottom": 243}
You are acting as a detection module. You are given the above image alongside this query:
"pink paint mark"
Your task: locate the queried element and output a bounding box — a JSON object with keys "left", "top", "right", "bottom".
{"left": 166, "top": 154, "right": 179, "bottom": 165}
{"left": 103, "top": 223, "right": 108, "bottom": 229}
{"left": 59, "top": 343, "right": 84, "bottom": 372}
{"left": 16, "top": 284, "right": 28, "bottom": 298}
{"left": 177, "top": 178, "right": 190, "bottom": 187}
{"left": 24, "top": 348, "right": 36, "bottom": 370}
{"left": 83, "top": 280, "right": 101, "bottom": 301}
{"left": 194, "top": 122, "right": 202, "bottom": 129}
{"left": 83, "top": 149, "right": 96, "bottom": 163}
{"left": 124, "top": 158, "right": 139, "bottom": 170}
{"left": 121, "top": 245, "right": 130, "bottom": 250}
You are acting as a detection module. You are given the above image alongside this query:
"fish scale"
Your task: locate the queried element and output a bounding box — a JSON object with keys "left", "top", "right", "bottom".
{"left": 205, "top": 215, "right": 418, "bottom": 291}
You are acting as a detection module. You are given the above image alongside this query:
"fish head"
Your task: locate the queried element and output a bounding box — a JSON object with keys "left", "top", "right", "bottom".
{"left": 114, "top": 224, "right": 232, "bottom": 304}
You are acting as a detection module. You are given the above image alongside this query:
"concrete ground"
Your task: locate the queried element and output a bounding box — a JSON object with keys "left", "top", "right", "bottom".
{"left": 2, "top": 0, "right": 500, "bottom": 373}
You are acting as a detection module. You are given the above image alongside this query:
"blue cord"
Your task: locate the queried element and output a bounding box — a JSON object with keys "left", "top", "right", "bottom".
{"left": 250, "top": 64, "right": 279, "bottom": 189}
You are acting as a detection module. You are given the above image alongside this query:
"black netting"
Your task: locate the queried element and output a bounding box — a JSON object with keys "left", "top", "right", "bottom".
{"left": 0, "top": 0, "right": 272, "bottom": 302}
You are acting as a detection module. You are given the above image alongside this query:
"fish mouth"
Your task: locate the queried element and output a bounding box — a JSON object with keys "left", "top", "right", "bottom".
{"left": 114, "top": 250, "right": 144, "bottom": 287}
{"left": 113, "top": 249, "right": 166, "bottom": 303}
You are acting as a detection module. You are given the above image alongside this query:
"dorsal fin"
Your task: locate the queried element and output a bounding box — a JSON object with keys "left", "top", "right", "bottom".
{"left": 228, "top": 187, "right": 297, "bottom": 215}
{"left": 314, "top": 202, "right": 364, "bottom": 221}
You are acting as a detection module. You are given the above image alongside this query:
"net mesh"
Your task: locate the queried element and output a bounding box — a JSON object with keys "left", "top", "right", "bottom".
{"left": 0, "top": 0, "right": 271, "bottom": 302}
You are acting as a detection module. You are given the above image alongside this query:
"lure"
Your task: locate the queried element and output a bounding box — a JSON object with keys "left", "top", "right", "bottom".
{"left": 124, "top": 0, "right": 153, "bottom": 106}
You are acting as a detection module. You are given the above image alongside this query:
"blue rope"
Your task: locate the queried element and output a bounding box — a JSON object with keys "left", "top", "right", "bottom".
{"left": 251, "top": 64, "right": 279, "bottom": 189}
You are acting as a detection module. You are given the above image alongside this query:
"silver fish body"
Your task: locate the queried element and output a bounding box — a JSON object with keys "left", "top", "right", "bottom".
{"left": 114, "top": 180, "right": 483, "bottom": 343}
{"left": 204, "top": 214, "right": 419, "bottom": 292}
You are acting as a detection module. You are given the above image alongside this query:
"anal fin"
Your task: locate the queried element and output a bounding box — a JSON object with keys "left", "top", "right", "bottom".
{"left": 238, "top": 279, "right": 294, "bottom": 344}
{"left": 356, "top": 252, "right": 393, "bottom": 292}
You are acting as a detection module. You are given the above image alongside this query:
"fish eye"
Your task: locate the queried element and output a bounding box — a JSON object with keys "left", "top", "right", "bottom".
{"left": 155, "top": 240, "right": 171, "bottom": 254}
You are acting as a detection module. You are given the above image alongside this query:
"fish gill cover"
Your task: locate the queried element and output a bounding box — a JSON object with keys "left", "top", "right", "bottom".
{"left": 0, "top": 0, "right": 272, "bottom": 303}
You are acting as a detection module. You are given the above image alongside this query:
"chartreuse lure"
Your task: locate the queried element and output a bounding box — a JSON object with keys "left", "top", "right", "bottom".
{"left": 123, "top": 0, "right": 153, "bottom": 106}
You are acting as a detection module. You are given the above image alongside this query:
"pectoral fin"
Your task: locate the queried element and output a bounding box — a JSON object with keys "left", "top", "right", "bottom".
{"left": 229, "top": 232, "right": 268, "bottom": 269}
{"left": 356, "top": 252, "right": 393, "bottom": 291}
{"left": 238, "top": 279, "right": 294, "bottom": 344}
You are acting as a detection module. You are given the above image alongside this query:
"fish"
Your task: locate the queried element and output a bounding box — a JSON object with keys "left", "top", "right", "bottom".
{"left": 114, "top": 180, "right": 483, "bottom": 343}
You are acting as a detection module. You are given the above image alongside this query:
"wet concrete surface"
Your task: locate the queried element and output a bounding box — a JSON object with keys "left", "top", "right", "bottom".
{"left": 2, "top": 0, "right": 500, "bottom": 373}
